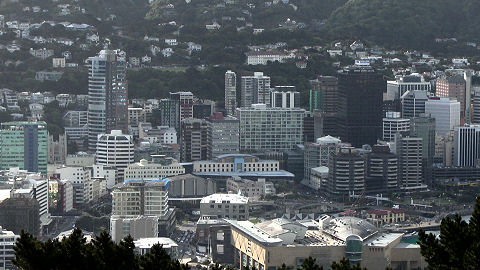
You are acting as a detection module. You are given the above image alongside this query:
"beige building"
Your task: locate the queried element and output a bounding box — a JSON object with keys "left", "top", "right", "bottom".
{"left": 128, "top": 107, "right": 147, "bottom": 126}
{"left": 226, "top": 177, "right": 275, "bottom": 200}
{"left": 227, "top": 216, "right": 426, "bottom": 270}
{"left": 366, "top": 208, "right": 406, "bottom": 226}
{"left": 193, "top": 154, "right": 279, "bottom": 173}
{"left": 200, "top": 193, "right": 249, "bottom": 220}
{"left": 66, "top": 153, "right": 95, "bottom": 167}
{"left": 124, "top": 155, "right": 185, "bottom": 180}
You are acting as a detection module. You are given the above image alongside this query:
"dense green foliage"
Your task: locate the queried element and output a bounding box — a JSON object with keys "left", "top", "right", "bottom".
{"left": 13, "top": 229, "right": 189, "bottom": 270}
{"left": 418, "top": 196, "right": 480, "bottom": 269}
{"left": 325, "top": 0, "right": 480, "bottom": 49}
{"left": 41, "top": 100, "right": 65, "bottom": 139}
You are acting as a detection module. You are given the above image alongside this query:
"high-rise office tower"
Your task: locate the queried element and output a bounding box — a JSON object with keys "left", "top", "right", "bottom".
{"left": 436, "top": 74, "right": 466, "bottom": 119}
{"left": 241, "top": 72, "right": 271, "bottom": 107}
{"left": 382, "top": 112, "right": 410, "bottom": 141}
{"left": 309, "top": 76, "right": 338, "bottom": 112}
{"left": 237, "top": 104, "right": 305, "bottom": 152}
{"left": 472, "top": 82, "right": 480, "bottom": 124}
{"left": 270, "top": 86, "right": 300, "bottom": 108}
{"left": 327, "top": 147, "right": 365, "bottom": 197}
{"left": 180, "top": 118, "right": 209, "bottom": 162}
{"left": 207, "top": 112, "right": 240, "bottom": 158}
{"left": 336, "top": 67, "right": 385, "bottom": 147}
{"left": 0, "top": 121, "right": 48, "bottom": 174}
{"left": 464, "top": 70, "right": 473, "bottom": 124}
{"left": 303, "top": 111, "right": 316, "bottom": 143}
{"left": 225, "top": 70, "right": 237, "bottom": 115}
{"left": 453, "top": 125, "right": 480, "bottom": 167}
{"left": 385, "top": 74, "right": 431, "bottom": 115}
{"left": 425, "top": 97, "right": 461, "bottom": 135}
{"left": 87, "top": 50, "right": 128, "bottom": 150}
{"left": 386, "top": 74, "right": 432, "bottom": 100}
{"left": 309, "top": 76, "right": 338, "bottom": 136}
{"left": 401, "top": 90, "right": 428, "bottom": 118}
{"left": 394, "top": 133, "right": 423, "bottom": 189}
{"left": 96, "top": 130, "right": 134, "bottom": 182}
{"left": 365, "top": 145, "right": 399, "bottom": 193}
{"left": 159, "top": 98, "right": 179, "bottom": 130}
{"left": 410, "top": 115, "right": 436, "bottom": 167}
{"left": 304, "top": 136, "right": 341, "bottom": 185}
{"left": 170, "top": 92, "right": 194, "bottom": 123}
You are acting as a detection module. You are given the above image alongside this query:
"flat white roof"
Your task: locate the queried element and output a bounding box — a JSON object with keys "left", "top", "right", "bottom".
{"left": 201, "top": 193, "right": 248, "bottom": 204}
{"left": 134, "top": 237, "right": 178, "bottom": 249}
{"left": 227, "top": 220, "right": 283, "bottom": 246}
{"left": 364, "top": 233, "right": 403, "bottom": 247}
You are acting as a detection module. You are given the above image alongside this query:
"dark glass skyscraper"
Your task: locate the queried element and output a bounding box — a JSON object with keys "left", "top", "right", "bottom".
{"left": 336, "top": 67, "right": 385, "bottom": 147}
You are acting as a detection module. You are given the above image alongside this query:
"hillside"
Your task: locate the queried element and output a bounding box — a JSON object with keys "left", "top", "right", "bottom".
{"left": 324, "top": 0, "right": 480, "bottom": 48}
{"left": 0, "top": 0, "right": 148, "bottom": 25}
{"left": 146, "top": 0, "right": 347, "bottom": 28}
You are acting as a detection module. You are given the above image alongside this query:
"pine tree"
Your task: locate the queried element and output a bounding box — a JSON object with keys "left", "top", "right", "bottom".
{"left": 418, "top": 196, "right": 480, "bottom": 270}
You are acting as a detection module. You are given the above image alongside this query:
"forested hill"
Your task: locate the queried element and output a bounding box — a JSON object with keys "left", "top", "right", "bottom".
{"left": 324, "top": 0, "right": 480, "bottom": 48}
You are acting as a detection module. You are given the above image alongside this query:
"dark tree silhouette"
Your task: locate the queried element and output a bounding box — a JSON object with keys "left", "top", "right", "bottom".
{"left": 418, "top": 196, "right": 480, "bottom": 270}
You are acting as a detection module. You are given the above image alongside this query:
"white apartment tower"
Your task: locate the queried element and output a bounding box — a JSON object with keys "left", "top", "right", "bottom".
{"left": 87, "top": 50, "right": 128, "bottom": 150}
{"left": 241, "top": 72, "right": 271, "bottom": 107}
{"left": 225, "top": 70, "right": 237, "bottom": 115}
{"left": 96, "top": 130, "right": 134, "bottom": 182}
{"left": 382, "top": 112, "right": 410, "bottom": 141}
{"left": 0, "top": 227, "right": 19, "bottom": 270}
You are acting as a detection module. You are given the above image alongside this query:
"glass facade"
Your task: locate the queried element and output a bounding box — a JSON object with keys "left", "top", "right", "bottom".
{"left": 345, "top": 235, "right": 363, "bottom": 263}
{"left": 0, "top": 121, "right": 48, "bottom": 174}
{"left": 238, "top": 105, "right": 305, "bottom": 152}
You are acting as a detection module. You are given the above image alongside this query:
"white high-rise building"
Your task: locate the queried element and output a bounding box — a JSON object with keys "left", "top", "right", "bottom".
{"left": 382, "top": 112, "right": 410, "bottom": 141}
{"left": 87, "top": 50, "right": 128, "bottom": 150}
{"left": 0, "top": 227, "right": 19, "bottom": 270}
{"left": 453, "top": 125, "right": 480, "bottom": 167}
{"left": 425, "top": 97, "right": 461, "bottom": 135}
{"left": 241, "top": 72, "right": 271, "bottom": 107}
{"left": 96, "top": 130, "right": 134, "bottom": 182}
{"left": 225, "top": 70, "right": 237, "bottom": 115}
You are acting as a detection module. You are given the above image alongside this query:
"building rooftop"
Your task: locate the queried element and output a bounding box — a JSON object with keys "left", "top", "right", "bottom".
{"left": 316, "top": 135, "right": 341, "bottom": 144}
{"left": 193, "top": 170, "right": 294, "bottom": 178}
{"left": 134, "top": 237, "right": 178, "bottom": 249}
{"left": 393, "top": 242, "right": 420, "bottom": 249}
{"left": 200, "top": 193, "right": 248, "bottom": 204}
{"left": 322, "top": 216, "right": 377, "bottom": 242}
{"left": 363, "top": 233, "right": 403, "bottom": 247}
{"left": 227, "top": 219, "right": 284, "bottom": 246}
{"left": 401, "top": 90, "right": 428, "bottom": 100}
{"left": 119, "top": 178, "right": 169, "bottom": 188}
